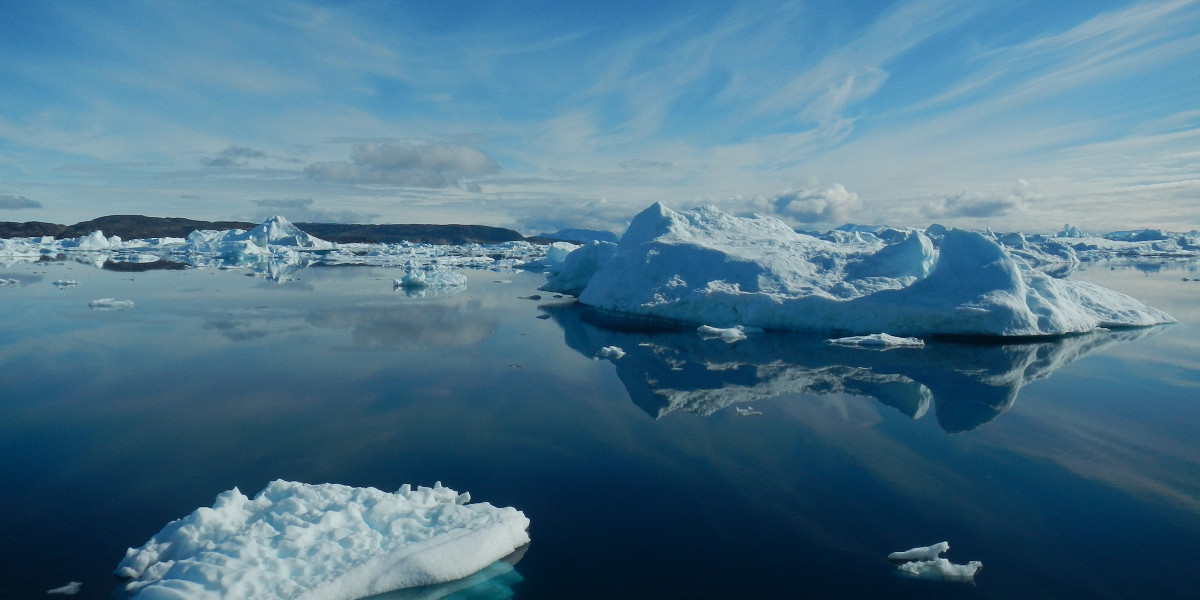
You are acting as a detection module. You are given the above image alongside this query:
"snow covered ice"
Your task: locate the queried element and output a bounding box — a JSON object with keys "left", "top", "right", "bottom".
{"left": 544, "top": 203, "right": 1175, "bottom": 337}
{"left": 115, "top": 480, "right": 530, "bottom": 600}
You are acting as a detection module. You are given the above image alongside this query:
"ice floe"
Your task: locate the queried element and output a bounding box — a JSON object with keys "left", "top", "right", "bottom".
{"left": 597, "top": 345, "right": 627, "bottom": 359}
{"left": 115, "top": 480, "right": 530, "bottom": 600}
{"left": 889, "top": 542, "right": 981, "bottom": 582}
{"left": 546, "top": 203, "right": 1175, "bottom": 337}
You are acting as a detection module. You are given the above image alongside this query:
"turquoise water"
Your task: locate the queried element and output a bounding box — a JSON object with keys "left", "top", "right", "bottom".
{"left": 1, "top": 258, "right": 1197, "bottom": 599}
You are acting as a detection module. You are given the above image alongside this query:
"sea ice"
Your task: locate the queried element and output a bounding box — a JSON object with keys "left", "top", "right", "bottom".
{"left": 825, "top": 333, "right": 925, "bottom": 348}
{"left": 889, "top": 542, "right": 981, "bottom": 582}
{"left": 548, "top": 203, "right": 1175, "bottom": 337}
{"left": 597, "top": 345, "right": 627, "bottom": 359}
{"left": 115, "top": 480, "right": 530, "bottom": 600}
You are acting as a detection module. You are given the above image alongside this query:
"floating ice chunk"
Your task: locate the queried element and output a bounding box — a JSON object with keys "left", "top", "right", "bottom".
{"left": 597, "top": 345, "right": 626, "bottom": 359}
{"left": 825, "top": 333, "right": 924, "bottom": 348}
{"left": 735, "top": 406, "right": 762, "bottom": 416}
{"left": 889, "top": 541, "right": 981, "bottom": 582}
{"left": 115, "top": 480, "right": 530, "bottom": 600}
{"left": 46, "top": 581, "right": 82, "bottom": 595}
{"left": 0, "top": 278, "right": 19, "bottom": 285}
{"left": 54, "top": 280, "right": 81, "bottom": 287}
{"left": 89, "top": 298, "right": 134, "bottom": 310}
{"left": 697, "top": 325, "right": 748, "bottom": 343}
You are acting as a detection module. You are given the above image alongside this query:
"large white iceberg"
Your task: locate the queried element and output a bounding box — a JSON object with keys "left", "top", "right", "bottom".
{"left": 115, "top": 480, "right": 530, "bottom": 600}
{"left": 546, "top": 203, "right": 1174, "bottom": 337}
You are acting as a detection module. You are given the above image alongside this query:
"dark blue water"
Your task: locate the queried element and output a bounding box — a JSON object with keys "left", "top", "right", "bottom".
{"left": 1, "top": 258, "right": 1197, "bottom": 599}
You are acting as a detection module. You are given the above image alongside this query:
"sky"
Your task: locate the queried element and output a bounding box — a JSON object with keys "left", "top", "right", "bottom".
{"left": 1, "top": 0, "right": 1198, "bottom": 236}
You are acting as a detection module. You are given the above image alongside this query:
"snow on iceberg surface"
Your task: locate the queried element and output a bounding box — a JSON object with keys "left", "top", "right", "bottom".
{"left": 560, "top": 203, "right": 1174, "bottom": 337}
{"left": 115, "top": 480, "right": 530, "bottom": 600}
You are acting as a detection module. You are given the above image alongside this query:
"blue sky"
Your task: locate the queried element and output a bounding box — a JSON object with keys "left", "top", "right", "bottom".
{"left": 2, "top": 0, "right": 1198, "bottom": 235}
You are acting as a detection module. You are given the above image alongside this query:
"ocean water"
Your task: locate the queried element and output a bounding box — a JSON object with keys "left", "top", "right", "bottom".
{"left": 1, "top": 257, "right": 1197, "bottom": 599}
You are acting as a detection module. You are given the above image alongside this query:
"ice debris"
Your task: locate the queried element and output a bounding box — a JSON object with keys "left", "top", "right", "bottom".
{"left": 547, "top": 203, "right": 1175, "bottom": 337}
{"left": 597, "top": 345, "right": 627, "bottom": 359}
{"left": 115, "top": 480, "right": 530, "bottom": 600}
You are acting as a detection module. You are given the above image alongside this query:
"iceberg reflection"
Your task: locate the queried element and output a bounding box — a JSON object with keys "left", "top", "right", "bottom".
{"left": 542, "top": 303, "right": 1166, "bottom": 432}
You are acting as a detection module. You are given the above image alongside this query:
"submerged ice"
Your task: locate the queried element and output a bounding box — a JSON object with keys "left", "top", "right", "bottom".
{"left": 544, "top": 203, "right": 1175, "bottom": 337}
{"left": 115, "top": 480, "right": 530, "bottom": 600}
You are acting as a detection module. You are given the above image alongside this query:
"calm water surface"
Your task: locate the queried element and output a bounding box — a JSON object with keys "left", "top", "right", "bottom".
{"left": 1, "top": 258, "right": 1197, "bottom": 599}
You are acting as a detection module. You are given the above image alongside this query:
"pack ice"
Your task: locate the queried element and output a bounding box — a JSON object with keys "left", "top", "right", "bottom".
{"left": 543, "top": 203, "right": 1175, "bottom": 337}
{"left": 115, "top": 480, "right": 530, "bottom": 600}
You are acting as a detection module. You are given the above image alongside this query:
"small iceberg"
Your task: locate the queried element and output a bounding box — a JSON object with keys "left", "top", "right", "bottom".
{"left": 597, "top": 345, "right": 626, "bottom": 359}
{"left": 735, "top": 406, "right": 762, "bottom": 416}
{"left": 114, "top": 480, "right": 530, "bottom": 600}
{"left": 697, "top": 325, "right": 750, "bottom": 343}
{"left": 89, "top": 298, "right": 134, "bottom": 310}
{"left": 826, "top": 333, "right": 924, "bottom": 348}
{"left": 889, "top": 541, "right": 981, "bottom": 582}
{"left": 394, "top": 260, "right": 468, "bottom": 292}
{"left": 46, "top": 581, "right": 82, "bottom": 595}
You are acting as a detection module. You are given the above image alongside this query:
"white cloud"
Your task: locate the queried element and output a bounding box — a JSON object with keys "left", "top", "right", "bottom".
{"left": 922, "top": 189, "right": 1028, "bottom": 219}
{"left": 305, "top": 141, "right": 499, "bottom": 188}
{"left": 737, "top": 183, "right": 863, "bottom": 226}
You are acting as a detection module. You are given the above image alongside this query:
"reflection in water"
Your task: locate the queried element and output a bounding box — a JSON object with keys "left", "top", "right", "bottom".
{"left": 542, "top": 303, "right": 1166, "bottom": 432}
{"left": 308, "top": 300, "right": 498, "bottom": 350}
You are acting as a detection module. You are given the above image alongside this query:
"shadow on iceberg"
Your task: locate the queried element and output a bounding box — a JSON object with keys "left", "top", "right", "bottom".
{"left": 540, "top": 302, "right": 1166, "bottom": 433}
{"left": 362, "top": 545, "right": 527, "bottom": 600}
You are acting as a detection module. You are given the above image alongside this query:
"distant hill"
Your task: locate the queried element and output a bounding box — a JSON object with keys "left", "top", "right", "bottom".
{"left": 0, "top": 215, "right": 532, "bottom": 245}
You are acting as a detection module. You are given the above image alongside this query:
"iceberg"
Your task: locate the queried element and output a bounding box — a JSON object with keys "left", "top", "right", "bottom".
{"left": 546, "top": 203, "right": 1174, "bottom": 337}
{"left": 115, "top": 480, "right": 530, "bottom": 600}
{"left": 889, "top": 542, "right": 981, "bottom": 582}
